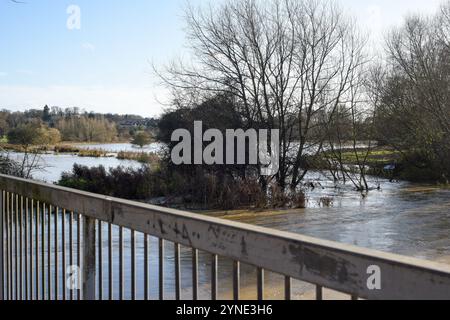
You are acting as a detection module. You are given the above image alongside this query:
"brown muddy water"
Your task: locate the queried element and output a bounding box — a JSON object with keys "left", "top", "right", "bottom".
{"left": 103, "top": 172, "right": 450, "bottom": 300}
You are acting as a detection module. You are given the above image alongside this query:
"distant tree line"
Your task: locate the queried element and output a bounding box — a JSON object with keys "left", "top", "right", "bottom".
{"left": 367, "top": 3, "right": 450, "bottom": 182}
{"left": 55, "top": 116, "right": 117, "bottom": 143}
{"left": 0, "top": 106, "right": 158, "bottom": 144}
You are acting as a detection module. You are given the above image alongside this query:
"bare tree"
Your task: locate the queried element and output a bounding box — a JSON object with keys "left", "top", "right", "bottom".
{"left": 373, "top": 8, "right": 450, "bottom": 182}
{"left": 157, "top": 0, "right": 368, "bottom": 191}
{"left": 323, "top": 63, "right": 377, "bottom": 192}
{"left": 0, "top": 147, "right": 45, "bottom": 179}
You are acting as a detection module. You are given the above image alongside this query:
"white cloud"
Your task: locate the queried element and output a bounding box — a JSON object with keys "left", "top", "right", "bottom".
{"left": 0, "top": 85, "right": 166, "bottom": 117}
{"left": 81, "top": 42, "right": 96, "bottom": 52}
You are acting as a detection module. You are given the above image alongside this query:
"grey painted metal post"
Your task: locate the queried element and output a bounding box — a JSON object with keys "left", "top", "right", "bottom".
{"left": 0, "top": 191, "right": 3, "bottom": 301}
{"left": 82, "top": 216, "right": 96, "bottom": 300}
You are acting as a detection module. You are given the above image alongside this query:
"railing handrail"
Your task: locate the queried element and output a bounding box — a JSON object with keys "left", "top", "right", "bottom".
{"left": 1, "top": 173, "right": 450, "bottom": 300}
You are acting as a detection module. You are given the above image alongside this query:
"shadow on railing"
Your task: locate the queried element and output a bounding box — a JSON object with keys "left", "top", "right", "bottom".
{"left": 1, "top": 173, "right": 450, "bottom": 300}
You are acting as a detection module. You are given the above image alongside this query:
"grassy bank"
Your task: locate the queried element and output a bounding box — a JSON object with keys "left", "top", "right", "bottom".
{"left": 0, "top": 142, "right": 109, "bottom": 157}
{"left": 337, "top": 148, "right": 401, "bottom": 166}
{"left": 318, "top": 147, "right": 449, "bottom": 184}
{"left": 78, "top": 149, "right": 109, "bottom": 158}
{"left": 313, "top": 147, "right": 401, "bottom": 175}
{"left": 0, "top": 141, "right": 160, "bottom": 164}
{"left": 117, "top": 151, "right": 160, "bottom": 165}
{"left": 0, "top": 143, "right": 53, "bottom": 153}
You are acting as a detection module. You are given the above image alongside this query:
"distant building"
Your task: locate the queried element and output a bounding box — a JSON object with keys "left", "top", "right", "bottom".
{"left": 118, "top": 118, "right": 158, "bottom": 129}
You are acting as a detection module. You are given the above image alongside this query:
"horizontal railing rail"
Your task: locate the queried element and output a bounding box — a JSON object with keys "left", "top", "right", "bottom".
{"left": 1, "top": 173, "right": 450, "bottom": 300}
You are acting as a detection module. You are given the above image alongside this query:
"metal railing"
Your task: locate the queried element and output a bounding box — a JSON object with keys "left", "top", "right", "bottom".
{"left": 1, "top": 173, "right": 450, "bottom": 300}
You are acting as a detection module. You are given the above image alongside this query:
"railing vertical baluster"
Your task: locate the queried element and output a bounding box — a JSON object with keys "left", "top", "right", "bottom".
{"left": 11, "top": 194, "right": 13, "bottom": 300}
{"left": 10, "top": 194, "right": 14, "bottom": 300}
{"left": 98, "top": 220, "right": 103, "bottom": 300}
{"left": 0, "top": 191, "right": 4, "bottom": 301}
{"left": 24, "top": 198, "right": 28, "bottom": 300}
{"left": 54, "top": 207, "right": 59, "bottom": 300}
{"left": 119, "top": 227, "right": 124, "bottom": 300}
{"left": 284, "top": 276, "right": 291, "bottom": 300}
{"left": 108, "top": 223, "right": 113, "bottom": 301}
{"left": 14, "top": 194, "right": 18, "bottom": 300}
{"left": 8, "top": 193, "right": 11, "bottom": 301}
{"left": 62, "top": 209, "right": 66, "bottom": 301}
{"left": 30, "top": 199, "right": 34, "bottom": 300}
{"left": 77, "top": 213, "right": 81, "bottom": 300}
{"left": 159, "top": 239, "right": 164, "bottom": 300}
{"left": 257, "top": 268, "right": 264, "bottom": 300}
{"left": 174, "top": 243, "right": 180, "bottom": 300}
{"left": 192, "top": 248, "right": 198, "bottom": 300}
{"left": 130, "top": 230, "right": 136, "bottom": 300}
{"left": 41, "top": 203, "right": 45, "bottom": 300}
{"left": 47, "top": 205, "right": 51, "bottom": 300}
{"left": 2, "top": 191, "right": 5, "bottom": 301}
{"left": 14, "top": 194, "right": 20, "bottom": 301}
{"left": 3, "top": 193, "right": 6, "bottom": 301}
{"left": 0, "top": 191, "right": 4, "bottom": 300}
{"left": 144, "top": 234, "right": 149, "bottom": 300}
{"left": 29, "top": 200, "right": 34, "bottom": 300}
{"left": 316, "top": 285, "right": 323, "bottom": 300}
{"left": 82, "top": 216, "right": 96, "bottom": 300}
{"left": 19, "top": 196, "right": 23, "bottom": 300}
{"left": 34, "top": 201, "right": 40, "bottom": 300}
{"left": 233, "top": 261, "right": 240, "bottom": 301}
{"left": 9, "top": 193, "right": 13, "bottom": 300}
{"left": 211, "top": 254, "right": 218, "bottom": 301}
{"left": 69, "top": 211, "right": 73, "bottom": 300}
{"left": 7, "top": 193, "right": 11, "bottom": 300}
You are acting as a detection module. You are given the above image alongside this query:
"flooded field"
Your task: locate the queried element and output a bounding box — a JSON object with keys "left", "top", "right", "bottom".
{"left": 5, "top": 144, "right": 450, "bottom": 299}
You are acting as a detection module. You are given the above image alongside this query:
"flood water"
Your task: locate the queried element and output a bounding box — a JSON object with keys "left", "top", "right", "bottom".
{"left": 228, "top": 173, "right": 450, "bottom": 261}
{"left": 73, "top": 142, "right": 164, "bottom": 154}
{"left": 4, "top": 144, "right": 450, "bottom": 299}
{"left": 8, "top": 144, "right": 147, "bottom": 183}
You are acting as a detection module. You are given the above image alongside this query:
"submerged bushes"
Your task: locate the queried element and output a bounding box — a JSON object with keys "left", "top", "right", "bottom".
{"left": 117, "top": 151, "right": 159, "bottom": 164}
{"left": 57, "top": 163, "right": 307, "bottom": 210}
{"left": 54, "top": 144, "right": 81, "bottom": 153}
{"left": 77, "top": 149, "right": 108, "bottom": 158}
{"left": 58, "top": 164, "right": 155, "bottom": 200}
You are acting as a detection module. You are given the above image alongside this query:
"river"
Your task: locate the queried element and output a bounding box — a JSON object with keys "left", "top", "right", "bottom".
{"left": 7, "top": 143, "right": 159, "bottom": 183}
{"left": 5, "top": 143, "right": 450, "bottom": 299}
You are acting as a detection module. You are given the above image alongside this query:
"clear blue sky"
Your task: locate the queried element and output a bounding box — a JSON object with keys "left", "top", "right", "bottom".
{"left": 0, "top": 0, "right": 443, "bottom": 117}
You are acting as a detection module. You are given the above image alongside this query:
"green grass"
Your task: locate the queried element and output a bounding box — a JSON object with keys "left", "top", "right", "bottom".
{"left": 78, "top": 149, "right": 108, "bottom": 158}
{"left": 0, "top": 143, "right": 53, "bottom": 153}
{"left": 117, "top": 151, "right": 160, "bottom": 165}
{"left": 336, "top": 148, "right": 401, "bottom": 166}
{"left": 54, "top": 144, "right": 81, "bottom": 153}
